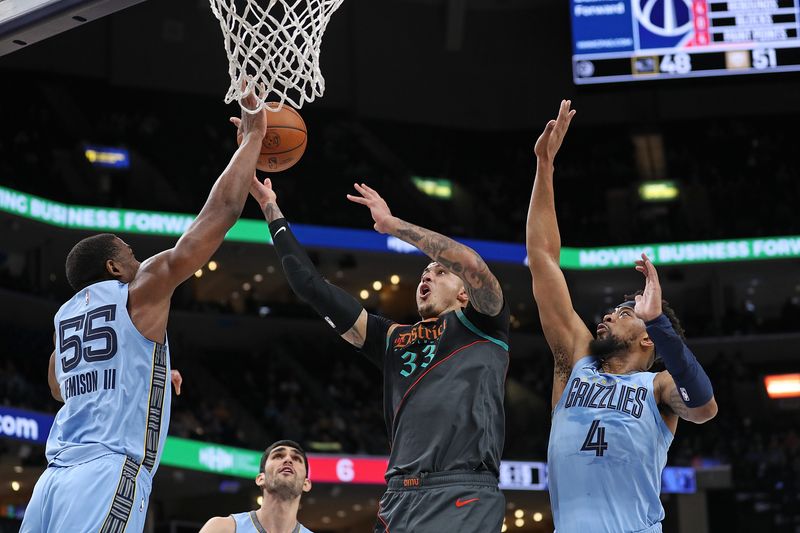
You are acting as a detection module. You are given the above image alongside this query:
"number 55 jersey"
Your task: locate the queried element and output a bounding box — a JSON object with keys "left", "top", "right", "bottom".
{"left": 47, "top": 280, "right": 172, "bottom": 474}
{"left": 547, "top": 356, "right": 674, "bottom": 533}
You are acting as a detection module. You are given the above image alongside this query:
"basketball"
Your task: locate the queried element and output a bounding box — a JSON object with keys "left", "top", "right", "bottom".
{"left": 238, "top": 103, "right": 307, "bottom": 172}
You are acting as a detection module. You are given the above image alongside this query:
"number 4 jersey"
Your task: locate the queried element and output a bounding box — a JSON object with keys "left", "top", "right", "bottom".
{"left": 360, "top": 302, "right": 510, "bottom": 480}
{"left": 547, "top": 356, "right": 674, "bottom": 533}
{"left": 47, "top": 280, "right": 171, "bottom": 474}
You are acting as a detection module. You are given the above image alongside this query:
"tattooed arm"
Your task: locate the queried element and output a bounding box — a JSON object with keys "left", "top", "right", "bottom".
{"left": 346, "top": 182, "right": 503, "bottom": 316}
{"left": 655, "top": 370, "right": 718, "bottom": 434}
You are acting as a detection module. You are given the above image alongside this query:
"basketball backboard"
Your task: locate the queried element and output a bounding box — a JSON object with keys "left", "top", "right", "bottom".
{"left": 0, "top": 0, "right": 147, "bottom": 56}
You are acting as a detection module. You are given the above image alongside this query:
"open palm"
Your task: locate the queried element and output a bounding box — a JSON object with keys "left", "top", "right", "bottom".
{"left": 633, "top": 253, "right": 663, "bottom": 322}
{"left": 346, "top": 182, "right": 395, "bottom": 234}
{"left": 534, "top": 99, "right": 576, "bottom": 162}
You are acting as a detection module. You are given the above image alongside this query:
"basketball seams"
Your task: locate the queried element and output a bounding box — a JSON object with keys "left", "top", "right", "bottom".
{"left": 261, "top": 138, "right": 307, "bottom": 156}
{"left": 255, "top": 102, "right": 307, "bottom": 171}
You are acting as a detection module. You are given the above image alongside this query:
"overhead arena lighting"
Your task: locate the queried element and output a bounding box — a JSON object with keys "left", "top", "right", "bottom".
{"left": 639, "top": 180, "right": 679, "bottom": 202}
{"left": 411, "top": 176, "right": 452, "bottom": 200}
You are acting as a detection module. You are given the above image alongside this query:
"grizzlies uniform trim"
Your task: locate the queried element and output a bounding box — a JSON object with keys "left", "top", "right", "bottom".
{"left": 248, "top": 511, "right": 267, "bottom": 533}
{"left": 99, "top": 456, "right": 140, "bottom": 533}
{"left": 229, "top": 511, "right": 309, "bottom": 533}
{"left": 142, "top": 342, "right": 168, "bottom": 472}
{"left": 247, "top": 511, "right": 301, "bottom": 533}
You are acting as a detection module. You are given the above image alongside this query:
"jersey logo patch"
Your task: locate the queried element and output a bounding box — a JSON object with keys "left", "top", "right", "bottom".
{"left": 84, "top": 290, "right": 90, "bottom": 305}
{"left": 680, "top": 387, "right": 690, "bottom": 402}
{"left": 455, "top": 498, "right": 479, "bottom": 507}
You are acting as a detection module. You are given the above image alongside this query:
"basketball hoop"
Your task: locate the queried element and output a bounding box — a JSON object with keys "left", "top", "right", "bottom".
{"left": 209, "top": 0, "right": 344, "bottom": 113}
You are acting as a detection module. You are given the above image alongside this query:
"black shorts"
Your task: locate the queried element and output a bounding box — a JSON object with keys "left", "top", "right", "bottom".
{"left": 374, "top": 471, "right": 505, "bottom": 533}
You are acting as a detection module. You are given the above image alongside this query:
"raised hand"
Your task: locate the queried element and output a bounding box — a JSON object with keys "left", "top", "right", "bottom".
{"left": 249, "top": 176, "right": 283, "bottom": 222}
{"left": 346, "top": 182, "right": 397, "bottom": 234}
{"left": 534, "top": 99, "right": 576, "bottom": 163}
{"left": 230, "top": 83, "right": 268, "bottom": 142}
{"left": 250, "top": 176, "right": 277, "bottom": 210}
{"left": 633, "top": 253, "right": 663, "bottom": 322}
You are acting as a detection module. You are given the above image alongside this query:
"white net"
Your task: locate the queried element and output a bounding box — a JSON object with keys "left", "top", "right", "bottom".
{"left": 209, "top": 0, "right": 344, "bottom": 113}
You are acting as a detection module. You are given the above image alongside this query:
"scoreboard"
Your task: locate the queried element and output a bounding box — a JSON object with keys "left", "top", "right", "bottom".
{"left": 570, "top": 0, "right": 800, "bottom": 83}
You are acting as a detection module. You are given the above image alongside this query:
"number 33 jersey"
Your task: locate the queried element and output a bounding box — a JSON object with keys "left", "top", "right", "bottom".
{"left": 361, "top": 302, "right": 510, "bottom": 480}
{"left": 547, "top": 356, "right": 674, "bottom": 533}
{"left": 47, "top": 280, "right": 172, "bottom": 475}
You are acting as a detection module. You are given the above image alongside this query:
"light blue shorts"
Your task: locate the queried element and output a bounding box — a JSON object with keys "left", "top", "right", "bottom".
{"left": 20, "top": 453, "right": 152, "bottom": 533}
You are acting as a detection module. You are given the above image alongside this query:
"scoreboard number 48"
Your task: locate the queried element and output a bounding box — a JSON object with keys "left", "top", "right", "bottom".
{"left": 660, "top": 53, "right": 692, "bottom": 75}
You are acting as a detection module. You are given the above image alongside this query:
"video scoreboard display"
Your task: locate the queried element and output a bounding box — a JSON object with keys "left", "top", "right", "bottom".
{"left": 570, "top": 0, "right": 800, "bottom": 83}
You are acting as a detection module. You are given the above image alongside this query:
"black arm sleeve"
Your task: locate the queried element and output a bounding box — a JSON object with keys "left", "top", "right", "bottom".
{"left": 359, "top": 313, "right": 395, "bottom": 369}
{"left": 269, "top": 218, "right": 364, "bottom": 334}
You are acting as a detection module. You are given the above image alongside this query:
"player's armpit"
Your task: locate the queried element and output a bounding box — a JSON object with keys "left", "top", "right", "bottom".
{"left": 341, "top": 309, "right": 369, "bottom": 348}
{"left": 48, "top": 351, "right": 63, "bottom": 403}
{"left": 198, "top": 516, "right": 236, "bottom": 533}
{"left": 655, "top": 371, "right": 718, "bottom": 425}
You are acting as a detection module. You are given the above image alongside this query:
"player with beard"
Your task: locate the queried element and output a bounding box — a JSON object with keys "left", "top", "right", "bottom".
{"left": 249, "top": 179, "right": 509, "bottom": 533}
{"left": 526, "top": 100, "right": 718, "bottom": 533}
{"left": 200, "top": 440, "right": 313, "bottom": 533}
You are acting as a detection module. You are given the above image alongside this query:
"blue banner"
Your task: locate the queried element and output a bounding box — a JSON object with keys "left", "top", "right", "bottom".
{"left": 84, "top": 145, "right": 130, "bottom": 169}
{"left": 0, "top": 406, "right": 53, "bottom": 444}
{"left": 570, "top": 0, "right": 635, "bottom": 54}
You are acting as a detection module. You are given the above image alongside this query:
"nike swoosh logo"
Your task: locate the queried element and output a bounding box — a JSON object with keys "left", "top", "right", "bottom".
{"left": 455, "top": 498, "right": 479, "bottom": 508}
{"left": 274, "top": 226, "right": 287, "bottom": 237}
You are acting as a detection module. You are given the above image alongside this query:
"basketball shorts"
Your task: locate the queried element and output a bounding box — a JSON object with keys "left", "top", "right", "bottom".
{"left": 20, "top": 453, "right": 152, "bottom": 533}
{"left": 374, "top": 471, "right": 505, "bottom": 533}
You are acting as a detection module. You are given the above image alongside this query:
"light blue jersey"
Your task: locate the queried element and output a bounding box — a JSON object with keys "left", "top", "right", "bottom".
{"left": 231, "top": 511, "right": 314, "bottom": 533}
{"left": 22, "top": 280, "right": 172, "bottom": 532}
{"left": 547, "top": 356, "right": 673, "bottom": 533}
{"left": 47, "top": 279, "right": 171, "bottom": 474}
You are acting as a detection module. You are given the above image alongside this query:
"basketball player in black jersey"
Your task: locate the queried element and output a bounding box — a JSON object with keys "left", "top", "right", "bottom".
{"left": 249, "top": 178, "right": 509, "bottom": 533}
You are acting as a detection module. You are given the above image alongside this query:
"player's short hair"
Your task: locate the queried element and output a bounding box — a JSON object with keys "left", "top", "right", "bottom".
{"left": 260, "top": 440, "right": 308, "bottom": 474}
{"left": 65, "top": 233, "right": 121, "bottom": 291}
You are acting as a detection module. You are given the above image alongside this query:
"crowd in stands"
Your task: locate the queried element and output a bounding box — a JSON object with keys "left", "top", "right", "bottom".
{"left": 2, "top": 79, "right": 800, "bottom": 247}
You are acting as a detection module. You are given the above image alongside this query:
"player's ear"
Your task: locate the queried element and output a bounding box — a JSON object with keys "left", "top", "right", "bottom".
{"left": 640, "top": 332, "right": 654, "bottom": 350}
{"left": 105, "top": 258, "right": 123, "bottom": 279}
{"left": 255, "top": 472, "right": 266, "bottom": 489}
{"left": 302, "top": 478, "right": 312, "bottom": 493}
{"left": 457, "top": 284, "right": 469, "bottom": 305}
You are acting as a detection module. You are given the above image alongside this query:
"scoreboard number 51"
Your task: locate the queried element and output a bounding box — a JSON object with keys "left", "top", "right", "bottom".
{"left": 660, "top": 53, "right": 692, "bottom": 75}
{"left": 752, "top": 48, "right": 777, "bottom": 70}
